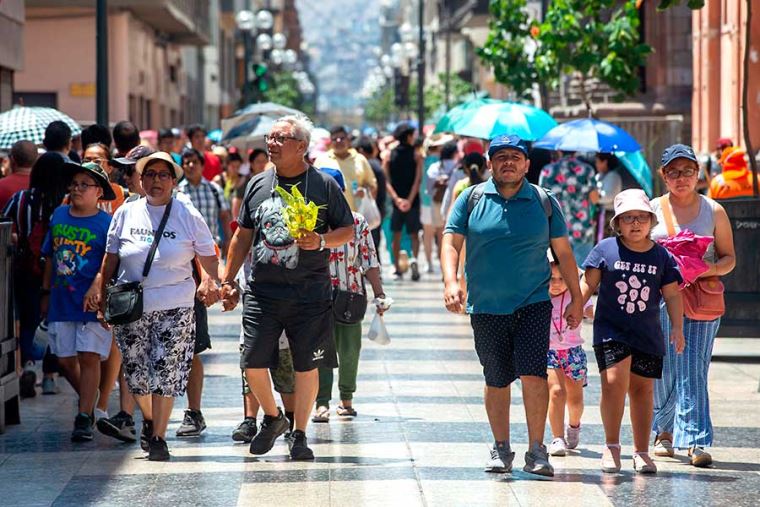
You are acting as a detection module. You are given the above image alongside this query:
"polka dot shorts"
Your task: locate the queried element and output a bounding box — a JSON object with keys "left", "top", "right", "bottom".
{"left": 470, "top": 301, "right": 552, "bottom": 388}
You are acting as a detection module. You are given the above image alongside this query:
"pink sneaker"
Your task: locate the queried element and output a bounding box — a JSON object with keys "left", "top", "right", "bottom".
{"left": 566, "top": 424, "right": 581, "bottom": 449}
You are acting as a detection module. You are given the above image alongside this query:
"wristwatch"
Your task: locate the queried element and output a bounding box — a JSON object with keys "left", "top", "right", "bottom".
{"left": 318, "top": 234, "right": 326, "bottom": 251}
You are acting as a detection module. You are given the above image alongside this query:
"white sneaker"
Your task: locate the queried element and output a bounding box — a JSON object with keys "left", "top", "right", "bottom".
{"left": 548, "top": 437, "right": 567, "bottom": 456}
{"left": 485, "top": 443, "right": 515, "bottom": 473}
{"left": 566, "top": 424, "right": 581, "bottom": 449}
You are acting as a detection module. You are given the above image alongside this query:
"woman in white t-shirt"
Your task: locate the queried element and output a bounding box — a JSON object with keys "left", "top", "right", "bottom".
{"left": 99, "top": 152, "right": 221, "bottom": 461}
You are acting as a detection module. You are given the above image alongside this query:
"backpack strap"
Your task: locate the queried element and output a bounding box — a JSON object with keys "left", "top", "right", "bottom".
{"left": 529, "top": 183, "right": 553, "bottom": 222}
{"left": 466, "top": 182, "right": 487, "bottom": 216}
{"left": 208, "top": 182, "right": 224, "bottom": 210}
{"left": 466, "top": 181, "right": 553, "bottom": 222}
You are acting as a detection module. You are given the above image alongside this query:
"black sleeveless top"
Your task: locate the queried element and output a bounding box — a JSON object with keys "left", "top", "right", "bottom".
{"left": 389, "top": 143, "right": 419, "bottom": 207}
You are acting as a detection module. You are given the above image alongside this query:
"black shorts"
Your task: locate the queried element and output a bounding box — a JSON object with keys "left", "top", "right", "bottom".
{"left": 594, "top": 341, "right": 663, "bottom": 379}
{"left": 194, "top": 298, "right": 211, "bottom": 354}
{"left": 241, "top": 293, "right": 337, "bottom": 372}
{"left": 239, "top": 343, "right": 296, "bottom": 395}
{"left": 470, "top": 301, "right": 552, "bottom": 388}
{"left": 390, "top": 205, "right": 422, "bottom": 233}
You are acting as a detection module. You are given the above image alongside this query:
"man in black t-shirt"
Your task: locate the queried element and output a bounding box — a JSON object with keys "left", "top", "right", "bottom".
{"left": 384, "top": 123, "right": 423, "bottom": 280}
{"left": 221, "top": 115, "right": 354, "bottom": 461}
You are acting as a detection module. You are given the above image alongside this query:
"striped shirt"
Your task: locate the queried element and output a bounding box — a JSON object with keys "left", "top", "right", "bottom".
{"left": 177, "top": 178, "right": 229, "bottom": 243}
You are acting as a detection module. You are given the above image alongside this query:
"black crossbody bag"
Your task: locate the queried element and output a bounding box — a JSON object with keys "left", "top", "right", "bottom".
{"left": 332, "top": 243, "right": 368, "bottom": 324}
{"left": 104, "top": 199, "right": 173, "bottom": 325}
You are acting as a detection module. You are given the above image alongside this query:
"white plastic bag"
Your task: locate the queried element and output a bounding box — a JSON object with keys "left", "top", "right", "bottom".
{"left": 356, "top": 191, "right": 382, "bottom": 230}
{"left": 367, "top": 313, "right": 390, "bottom": 345}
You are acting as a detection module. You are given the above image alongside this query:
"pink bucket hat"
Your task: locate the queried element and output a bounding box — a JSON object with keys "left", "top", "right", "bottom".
{"left": 610, "top": 189, "right": 658, "bottom": 232}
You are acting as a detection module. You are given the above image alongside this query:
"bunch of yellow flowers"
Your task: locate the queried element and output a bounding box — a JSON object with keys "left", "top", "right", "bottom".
{"left": 275, "top": 183, "right": 323, "bottom": 238}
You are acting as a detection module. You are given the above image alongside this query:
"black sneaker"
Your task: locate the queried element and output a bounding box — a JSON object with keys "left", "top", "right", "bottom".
{"left": 140, "top": 420, "right": 154, "bottom": 452}
{"left": 232, "top": 417, "right": 257, "bottom": 443}
{"left": 410, "top": 259, "right": 420, "bottom": 281}
{"left": 71, "top": 413, "right": 94, "bottom": 442}
{"left": 284, "top": 431, "right": 295, "bottom": 451}
{"left": 289, "top": 430, "right": 315, "bottom": 460}
{"left": 19, "top": 370, "right": 37, "bottom": 398}
{"left": 96, "top": 410, "right": 137, "bottom": 443}
{"left": 148, "top": 436, "right": 170, "bottom": 461}
{"left": 249, "top": 408, "right": 289, "bottom": 455}
{"left": 176, "top": 409, "right": 206, "bottom": 437}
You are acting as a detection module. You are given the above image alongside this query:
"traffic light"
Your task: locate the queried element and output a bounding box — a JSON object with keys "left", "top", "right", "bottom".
{"left": 252, "top": 63, "right": 269, "bottom": 93}
{"left": 394, "top": 72, "right": 410, "bottom": 108}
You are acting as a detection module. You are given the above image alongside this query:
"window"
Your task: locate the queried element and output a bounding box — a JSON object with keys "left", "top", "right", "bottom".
{"left": 12, "top": 91, "right": 57, "bottom": 109}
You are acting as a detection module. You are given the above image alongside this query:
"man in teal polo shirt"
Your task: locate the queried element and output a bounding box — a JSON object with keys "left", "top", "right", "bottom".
{"left": 441, "top": 134, "right": 583, "bottom": 477}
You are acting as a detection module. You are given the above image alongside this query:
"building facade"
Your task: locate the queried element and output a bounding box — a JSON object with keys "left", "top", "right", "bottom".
{"left": 692, "top": 0, "right": 760, "bottom": 155}
{"left": 0, "top": 1, "right": 25, "bottom": 113}
{"left": 16, "top": 1, "right": 210, "bottom": 129}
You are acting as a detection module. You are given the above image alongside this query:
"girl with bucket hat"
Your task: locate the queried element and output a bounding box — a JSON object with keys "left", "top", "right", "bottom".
{"left": 580, "top": 189, "right": 685, "bottom": 474}
{"left": 40, "top": 161, "right": 114, "bottom": 442}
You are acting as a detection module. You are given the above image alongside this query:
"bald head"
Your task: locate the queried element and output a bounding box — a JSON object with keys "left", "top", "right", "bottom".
{"left": 10, "top": 140, "right": 38, "bottom": 173}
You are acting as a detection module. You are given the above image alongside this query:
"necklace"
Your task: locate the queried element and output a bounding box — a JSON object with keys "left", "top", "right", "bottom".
{"left": 271, "top": 166, "right": 310, "bottom": 202}
{"left": 551, "top": 292, "right": 566, "bottom": 342}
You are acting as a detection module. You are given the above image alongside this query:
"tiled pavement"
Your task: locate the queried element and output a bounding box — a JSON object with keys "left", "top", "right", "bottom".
{"left": 2, "top": 272, "right": 760, "bottom": 506}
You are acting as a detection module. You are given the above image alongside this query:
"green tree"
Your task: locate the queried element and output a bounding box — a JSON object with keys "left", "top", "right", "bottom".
{"left": 476, "top": 0, "right": 537, "bottom": 101}
{"left": 415, "top": 73, "right": 477, "bottom": 119}
{"left": 241, "top": 70, "right": 315, "bottom": 116}
{"left": 478, "top": 0, "right": 653, "bottom": 112}
{"left": 656, "top": 0, "right": 704, "bottom": 8}
{"left": 363, "top": 86, "right": 395, "bottom": 125}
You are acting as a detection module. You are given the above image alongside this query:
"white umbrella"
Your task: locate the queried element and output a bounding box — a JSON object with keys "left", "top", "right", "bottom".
{"left": 221, "top": 102, "right": 303, "bottom": 144}
{"left": 0, "top": 106, "right": 82, "bottom": 149}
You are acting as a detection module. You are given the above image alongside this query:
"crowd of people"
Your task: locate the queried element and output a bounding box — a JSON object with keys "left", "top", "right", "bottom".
{"left": 0, "top": 112, "right": 739, "bottom": 476}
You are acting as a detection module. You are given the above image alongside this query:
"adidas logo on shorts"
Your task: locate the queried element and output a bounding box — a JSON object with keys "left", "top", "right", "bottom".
{"left": 312, "top": 349, "right": 324, "bottom": 361}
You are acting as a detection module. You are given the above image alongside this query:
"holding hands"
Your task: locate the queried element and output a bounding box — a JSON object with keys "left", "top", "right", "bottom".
{"left": 220, "top": 281, "right": 240, "bottom": 312}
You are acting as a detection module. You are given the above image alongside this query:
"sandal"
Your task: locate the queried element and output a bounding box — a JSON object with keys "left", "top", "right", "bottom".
{"left": 633, "top": 452, "right": 657, "bottom": 474}
{"left": 311, "top": 406, "right": 330, "bottom": 423}
{"left": 336, "top": 406, "right": 357, "bottom": 417}
{"left": 600, "top": 444, "right": 622, "bottom": 473}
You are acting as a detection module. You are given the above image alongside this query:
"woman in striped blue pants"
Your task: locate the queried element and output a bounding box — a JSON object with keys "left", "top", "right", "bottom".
{"left": 649, "top": 144, "right": 736, "bottom": 468}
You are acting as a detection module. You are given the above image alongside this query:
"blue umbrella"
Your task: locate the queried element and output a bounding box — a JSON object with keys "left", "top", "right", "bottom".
{"left": 438, "top": 101, "right": 557, "bottom": 141}
{"left": 207, "top": 129, "right": 222, "bottom": 143}
{"left": 617, "top": 150, "right": 653, "bottom": 197}
{"left": 534, "top": 118, "right": 640, "bottom": 153}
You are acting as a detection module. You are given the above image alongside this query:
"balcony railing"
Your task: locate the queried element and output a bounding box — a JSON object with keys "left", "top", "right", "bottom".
{"left": 27, "top": 0, "right": 210, "bottom": 45}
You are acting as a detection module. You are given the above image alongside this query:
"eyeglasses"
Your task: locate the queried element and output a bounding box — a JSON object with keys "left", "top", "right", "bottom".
{"left": 83, "top": 157, "right": 107, "bottom": 166}
{"left": 142, "top": 171, "right": 173, "bottom": 181}
{"left": 69, "top": 182, "right": 100, "bottom": 191}
{"left": 664, "top": 168, "right": 697, "bottom": 180}
{"left": 265, "top": 134, "right": 298, "bottom": 145}
{"left": 619, "top": 214, "right": 652, "bottom": 225}
{"left": 182, "top": 160, "right": 198, "bottom": 167}
{"left": 331, "top": 136, "right": 347, "bottom": 143}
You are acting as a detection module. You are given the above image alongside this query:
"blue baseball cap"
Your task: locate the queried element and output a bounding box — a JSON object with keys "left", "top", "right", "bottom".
{"left": 488, "top": 134, "right": 529, "bottom": 159}
{"left": 661, "top": 144, "right": 698, "bottom": 167}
